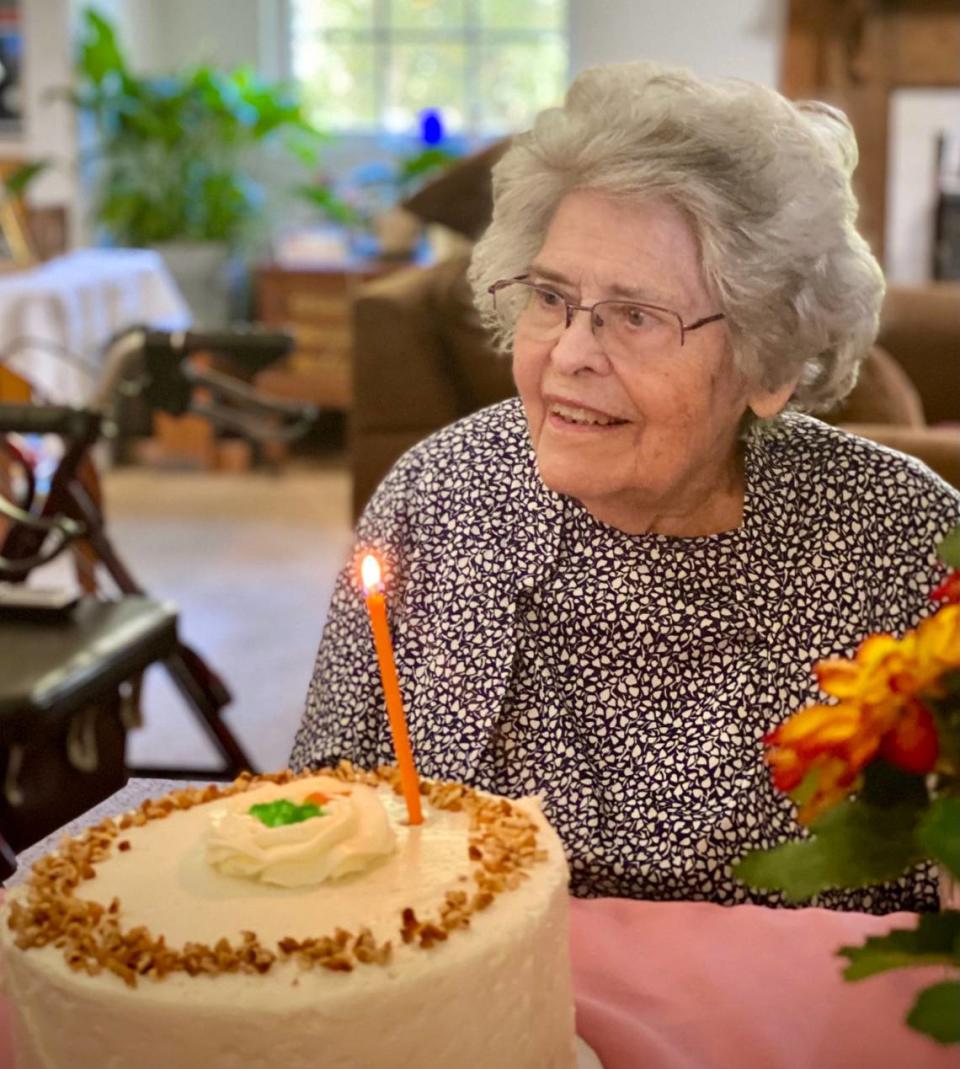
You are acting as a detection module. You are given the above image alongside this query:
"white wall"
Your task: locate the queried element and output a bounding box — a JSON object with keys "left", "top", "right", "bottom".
{"left": 0, "top": 0, "right": 75, "bottom": 207}
{"left": 142, "top": 0, "right": 788, "bottom": 93}
{"left": 129, "top": 0, "right": 265, "bottom": 75}
{"left": 570, "top": 0, "right": 785, "bottom": 86}
{"left": 145, "top": 0, "right": 788, "bottom": 89}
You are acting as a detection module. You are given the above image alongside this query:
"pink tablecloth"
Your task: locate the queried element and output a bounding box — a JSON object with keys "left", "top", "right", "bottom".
{"left": 571, "top": 897, "right": 956, "bottom": 1069}
{"left": 0, "top": 895, "right": 954, "bottom": 1067}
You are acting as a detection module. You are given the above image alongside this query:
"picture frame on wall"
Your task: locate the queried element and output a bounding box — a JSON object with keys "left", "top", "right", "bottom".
{"left": 0, "top": 0, "right": 22, "bottom": 137}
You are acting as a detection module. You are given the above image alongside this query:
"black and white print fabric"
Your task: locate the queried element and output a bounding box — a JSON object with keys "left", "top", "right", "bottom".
{"left": 292, "top": 400, "right": 960, "bottom": 912}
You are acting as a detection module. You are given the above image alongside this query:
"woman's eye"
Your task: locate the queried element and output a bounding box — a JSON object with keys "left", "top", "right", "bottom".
{"left": 613, "top": 303, "right": 648, "bottom": 329}
{"left": 534, "top": 289, "right": 563, "bottom": 308}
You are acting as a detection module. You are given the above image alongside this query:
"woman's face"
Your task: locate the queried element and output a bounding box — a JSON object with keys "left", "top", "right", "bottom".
{"left": 512, "top": 190, "right": 790, "bottom": 534}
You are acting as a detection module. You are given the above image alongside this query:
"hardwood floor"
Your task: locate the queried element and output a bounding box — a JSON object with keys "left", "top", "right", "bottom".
{"left": 99, "top": 459, "right": 354, "bottom": 773}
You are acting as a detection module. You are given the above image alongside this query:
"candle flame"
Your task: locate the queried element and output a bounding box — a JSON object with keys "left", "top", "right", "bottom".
{"left": 360, "top": 553, "right": 382, "bottom": 592}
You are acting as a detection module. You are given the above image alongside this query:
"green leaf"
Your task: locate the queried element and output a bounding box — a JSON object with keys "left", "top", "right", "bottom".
{"left": 1, "top": 161, "right": 51, "bottom": 198}
{"left": 733, "top": 799, "right": 926, "bottom": 901}
{"left": 248, "top": 798, "right": 324, "bottom": 828}
{"left": 398, "top": 147, "right": 456, "bottom": 184}
{"left": 937, "top": 526, "right": 960, "bottom": 569}
{"left": 78, "top": 8, "right": 128, "bottom": 86}
{"left": 839, "top": 912, "right": 960, "bottom": 979}
{"left": 283, "top": 130, "right": 327, "bottom": 167}
{"left": 907, "top": 981, "right": 960, "bottom": 1045}
{"left": 918, "top": 798, "right": 960, "bottom": 880}
{"left": 296, "top": 185, "right": 362, "bottom": 226}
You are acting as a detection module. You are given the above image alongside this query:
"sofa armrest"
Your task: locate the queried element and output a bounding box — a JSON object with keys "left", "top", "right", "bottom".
{"left": 877, "top": 285, "right": 960, "bottom": 426}
{"left": 352, "top": 265, "right": 462, "bottom": 437}
{"left": 841, "top": 423, "right": 960, "bottom": 491}
{"left": 351, "top": 264, "right": 465, "bottom": 518}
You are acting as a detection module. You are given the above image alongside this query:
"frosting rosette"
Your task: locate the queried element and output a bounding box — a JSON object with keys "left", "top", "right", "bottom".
{"left": 205, "top": 776, "right": 397, "bottom": 887}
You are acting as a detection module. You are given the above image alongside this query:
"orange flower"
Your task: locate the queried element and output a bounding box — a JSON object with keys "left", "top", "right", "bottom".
{"left": 931, "top": 570, "right": 960, "bottom": 604}
{"left": 765, "top": 702, "right": 883, "bottom": 823}
{"left": 878, "top": 700, "right": 939, "bottom": 775}
{"left": 765, "top": 605, "right": 960, "bottom": 823}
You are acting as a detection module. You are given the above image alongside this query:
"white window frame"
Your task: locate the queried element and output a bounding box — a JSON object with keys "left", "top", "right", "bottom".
{"left": 271, "top": 0, "right": 570, "bottom": 137}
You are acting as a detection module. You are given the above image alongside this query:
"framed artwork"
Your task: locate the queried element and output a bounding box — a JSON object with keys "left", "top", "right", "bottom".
{"left": 0, "top": 0, "right": 22, "bottom": 137}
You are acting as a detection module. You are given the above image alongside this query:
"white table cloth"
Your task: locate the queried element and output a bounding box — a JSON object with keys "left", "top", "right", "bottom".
{"left": 0, "top": 248, "right": 191, "bottom": 405}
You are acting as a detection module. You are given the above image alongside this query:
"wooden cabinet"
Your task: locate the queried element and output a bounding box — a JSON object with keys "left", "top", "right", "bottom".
{"left": 254, "top": 260, "right": 403, "bottom": 410}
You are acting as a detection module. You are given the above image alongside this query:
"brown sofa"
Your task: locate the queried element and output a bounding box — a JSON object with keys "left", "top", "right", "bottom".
{"left": 351, "top": 261, "right": 960, "bottom": 517}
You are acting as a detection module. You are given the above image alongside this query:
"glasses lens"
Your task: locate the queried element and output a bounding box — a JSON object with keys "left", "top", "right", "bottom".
{"left": 597, "top": 301, "right": 680, "bottom": 356}
{"left": 496, "top": 282, "right": 565, "bottom": 338}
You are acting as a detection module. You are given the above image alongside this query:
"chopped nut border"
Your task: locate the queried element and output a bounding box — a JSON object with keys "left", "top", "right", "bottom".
{"left": 5, "top": 762, "right": 548, "bottom": 986}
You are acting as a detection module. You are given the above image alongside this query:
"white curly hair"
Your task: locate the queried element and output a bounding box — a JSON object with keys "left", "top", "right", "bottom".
{"left": 467, "top": 61, "right": 885, "bottom": 412}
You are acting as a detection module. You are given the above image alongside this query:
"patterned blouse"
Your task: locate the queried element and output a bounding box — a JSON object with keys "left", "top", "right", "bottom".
{"left": 291, "top": 400, "right": 960, "bottom": 912}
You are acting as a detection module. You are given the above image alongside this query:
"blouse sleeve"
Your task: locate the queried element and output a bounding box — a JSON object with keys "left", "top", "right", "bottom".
{"left": 870, "top": 461, "right": 960, "bottom": 635}
{"left": 289, "top": 449, "right": 425, "bottom": 772}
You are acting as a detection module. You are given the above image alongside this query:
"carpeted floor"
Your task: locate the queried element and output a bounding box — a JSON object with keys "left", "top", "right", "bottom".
{"left": 99, "top": 459, "right": 354, "bottom": 774}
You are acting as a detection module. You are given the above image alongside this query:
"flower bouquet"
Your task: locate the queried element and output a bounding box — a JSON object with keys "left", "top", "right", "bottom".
{"left": 735, "top": 527, "right": 960, "bottom": 1046}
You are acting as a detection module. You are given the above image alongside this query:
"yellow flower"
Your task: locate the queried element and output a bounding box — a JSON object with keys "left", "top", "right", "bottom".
{"left": 765, "top": 701, "right": 882, "bottom": 823}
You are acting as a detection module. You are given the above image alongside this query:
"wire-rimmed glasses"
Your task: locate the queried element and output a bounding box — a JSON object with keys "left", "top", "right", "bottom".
{"left": 488, "top": 275, "right": 725, "bottom": 357}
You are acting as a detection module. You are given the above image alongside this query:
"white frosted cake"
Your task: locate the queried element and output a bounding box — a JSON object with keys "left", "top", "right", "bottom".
{"left": 0, "top": 764, "right": 576, "bottom": 1069}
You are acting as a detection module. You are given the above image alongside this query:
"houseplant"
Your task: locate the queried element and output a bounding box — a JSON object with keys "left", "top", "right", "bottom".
{"left": 735, "top": 526, "right": 960, "bottom": 1046}
{"left": 70, "top": 8, "right": 324, "bottom": 321}
{"left": 298, "top": 108, "right": 459, "bottom": 259}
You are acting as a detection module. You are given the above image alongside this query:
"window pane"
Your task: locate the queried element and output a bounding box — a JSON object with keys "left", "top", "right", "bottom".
{"left": 296, "top": 35, "right": 378, "bottom": 128}
{"left": 292, "top": 0, "right": 375, "bottom": 34}
{"left": 478, "top": 0, "right": 565, "bottom": 31}
{"left": 479, "top": 38, "right": 567, "bottom": 133}
{"left": 384, "top": 42, "right": 466, "bottom": 133}
{"left": 390, "top": 0, "right": 467, "bottom": 31}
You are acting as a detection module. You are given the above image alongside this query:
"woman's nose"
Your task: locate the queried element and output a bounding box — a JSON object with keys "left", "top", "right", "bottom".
{"left": 548, "top": 307, "right": 611, "bottom": 375}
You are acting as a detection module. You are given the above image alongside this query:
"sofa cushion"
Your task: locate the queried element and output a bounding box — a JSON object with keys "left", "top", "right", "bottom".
{"left": 876, "top": 284, "right": 960, "bottom": 426}
{"left": 402, "top": 140, "right": 510, "bottom": 239}
{"left": 352, "top": 264, "right": 463, "bottom": 433}
{"left": 432, "top": 253, "right": 515, "bottom": 409}
{"left": 827, "top": 344, "right": 926, "bottom": 427}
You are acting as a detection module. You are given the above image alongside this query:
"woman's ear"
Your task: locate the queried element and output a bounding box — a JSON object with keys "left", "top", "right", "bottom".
{"left": 747, "top": 378, "right": 798, "bottom": 421}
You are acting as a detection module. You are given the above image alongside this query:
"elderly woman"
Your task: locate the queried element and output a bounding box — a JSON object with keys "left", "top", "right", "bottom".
{"left": 291, "top": 63, "right": 960, "bottom": 912}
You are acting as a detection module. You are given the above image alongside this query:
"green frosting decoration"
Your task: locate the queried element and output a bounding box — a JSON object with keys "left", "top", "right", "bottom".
{"left": 248, "top": 798, "right": 325, "bottom": 828}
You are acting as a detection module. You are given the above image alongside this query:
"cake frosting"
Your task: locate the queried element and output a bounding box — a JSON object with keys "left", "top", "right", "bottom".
{"left": 206, "top": 775, "right": 398, "bottom": 886}
{"left": 0, "top": 764, "right": 576, "bottom": 1069}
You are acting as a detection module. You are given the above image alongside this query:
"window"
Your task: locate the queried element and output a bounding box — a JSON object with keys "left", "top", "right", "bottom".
{"left": 287, "top": 0, "right": 568, "bottom": 136}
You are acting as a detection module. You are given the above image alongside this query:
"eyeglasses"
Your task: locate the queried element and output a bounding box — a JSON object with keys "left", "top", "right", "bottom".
{"left": 488, "top": 276, "right": 725, "bottom": 357}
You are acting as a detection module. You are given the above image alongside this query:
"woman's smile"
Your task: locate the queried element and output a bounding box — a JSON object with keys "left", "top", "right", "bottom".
{"left": 512, "top": 190, "right": 789, "bottom": 535}
{"left": 545, "top": 397, "right": 631, "bottom": 431}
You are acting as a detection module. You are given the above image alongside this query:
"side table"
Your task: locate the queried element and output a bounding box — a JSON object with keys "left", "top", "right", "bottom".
{"left": 254, "top": 254, "right": 428, "bottom": 412}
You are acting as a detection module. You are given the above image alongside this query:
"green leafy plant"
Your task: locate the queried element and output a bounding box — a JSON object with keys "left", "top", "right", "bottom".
{"left": 298, "top": 141, "right": 458, "bottom": 231}
{"left": 69, "top": 8, "right": 324, "bottom": 247}
{"left": 735, "top": 527, "right": 960, "bottom": 1046}
{"left": 1, "top": 161, "right": 52, "bottom": 200}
